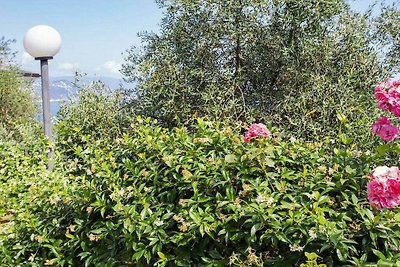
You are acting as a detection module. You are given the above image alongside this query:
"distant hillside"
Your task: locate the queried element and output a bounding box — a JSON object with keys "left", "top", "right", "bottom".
{"left": 31, "top": 76, "right": 133, "bottom": 116}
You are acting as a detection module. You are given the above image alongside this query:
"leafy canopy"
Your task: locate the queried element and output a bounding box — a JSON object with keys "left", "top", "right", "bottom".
{"left": 0, "top": 37, "right": 37, "bottom": 137}
{"left": 123, "top": 0, "right": 400, "bottom": 143}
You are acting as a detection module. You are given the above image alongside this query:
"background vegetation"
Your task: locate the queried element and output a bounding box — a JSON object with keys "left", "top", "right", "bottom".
{"left": 0, "top": 37, "right": 38, "bottom": 140}
{"left": 122, "top": 0, "right": 400, "bottom": 144}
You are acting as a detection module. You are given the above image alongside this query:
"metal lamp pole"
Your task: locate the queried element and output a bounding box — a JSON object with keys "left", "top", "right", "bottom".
{"left": 38, "top": 57, "right": 53, "bottom": 140}
{"left": 39, "top": 57, "right": 54, "bottom": 170}
{"left": 24, "top": 25, "right": 61, "bottom": 170}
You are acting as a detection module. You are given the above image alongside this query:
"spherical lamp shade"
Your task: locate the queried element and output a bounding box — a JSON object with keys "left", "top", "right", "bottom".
{"left": 23, "top": 25, "right": 62, "bottom": 59}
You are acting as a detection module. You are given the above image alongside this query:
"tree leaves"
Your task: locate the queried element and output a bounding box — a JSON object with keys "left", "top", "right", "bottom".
{"left": 122, "top": 0, "right": 397, "bottom": 149}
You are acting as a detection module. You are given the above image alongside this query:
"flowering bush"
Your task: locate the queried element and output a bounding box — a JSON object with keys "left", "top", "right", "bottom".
{"left": 369, "top": 79, "right": 400, "bottom": 210}
{"left": 372, "top": 80, "right": 400, "bottom": 141}
{"left": 243, "top": 123, "right": 271, "bottom": 143}
{"left": 368, "top": 166, "right": 400, "bottom": 209}
{"left": 371, "top": 116, "right": 399, "bottom": 142}
{"left": 375, "top": 80, "right": 400, "bottom": 116}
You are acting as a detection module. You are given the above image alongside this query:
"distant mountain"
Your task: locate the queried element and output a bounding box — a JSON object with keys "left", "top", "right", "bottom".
{"left": 31, "top": 76, "right": 134, "bottom": 116}
{"left": 32, "top": 76, "right": 132, "bottom": 100}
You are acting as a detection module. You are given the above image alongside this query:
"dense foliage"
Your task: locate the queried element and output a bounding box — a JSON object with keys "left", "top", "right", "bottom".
{"left": 0, "top": 132, "right": 48, "bottom": 218}
{"left": 0, "top": 37, "right": 38, "bottom": 139}
{"left": 0, "top": 70, "right": 37, "bottom": 130}
{"left": 373, "top": 5, "right": 400, "bottom": 74}
{"left": 1, "top": 2, "right": 400, "bottom": 266}
{"left": 122, "top": 0, "right": 400, "bottom": 143}
{"left": 1, "top": 117, "right": 399, "bottom": 266}
{"left": 56, "top": 79, "right": 131, "bottom": 159}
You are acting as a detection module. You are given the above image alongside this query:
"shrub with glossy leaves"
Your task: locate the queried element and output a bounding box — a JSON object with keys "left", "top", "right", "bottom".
{"left": 1, "top": 119, "right": 400, "bottom": 266}
{"left": 0, "top": 131, "right": 49, "bottom": 217}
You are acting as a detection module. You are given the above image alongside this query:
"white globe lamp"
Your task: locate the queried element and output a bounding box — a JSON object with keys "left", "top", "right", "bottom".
{"left": 23, "top": 25, "right": 61, "bottom": 59}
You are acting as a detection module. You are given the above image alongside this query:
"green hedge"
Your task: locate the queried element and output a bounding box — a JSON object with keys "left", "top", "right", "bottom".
{"left": 1, "top": 118, "right": 400, "bottom": 266}
{"left": 0, "top": 133, "right": 48, "bottom": 217}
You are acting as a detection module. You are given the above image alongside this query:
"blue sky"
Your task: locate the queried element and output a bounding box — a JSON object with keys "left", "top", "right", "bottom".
{"left": 0, "top": 0, "right": 162, "bottom": 78}
{"left": 0, "top": 0, "right": 397, "bottom": 78}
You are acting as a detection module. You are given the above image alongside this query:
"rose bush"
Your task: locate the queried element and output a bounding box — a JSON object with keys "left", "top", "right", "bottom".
{"left": 375, "top": 80, "right": 400, "bottom": 117}
{"left": 369, "top": 79, "right": 400, "bottom": 211}
{"left": 372, "top": 79, "right": 400, "bottom": 142}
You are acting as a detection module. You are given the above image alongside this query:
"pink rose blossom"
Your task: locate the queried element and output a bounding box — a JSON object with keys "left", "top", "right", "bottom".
{"left": 375, "top": 89, "right": 391, "bottom": 111}
{"left": 391, "top": 105, "right": 400, "bottom": 117}
{"left": 371, "top": 166, "right": 400, "bottom": 181}
{"left": 374, "top": 87, "right": 391, "bottom": 111}
{"left": 371, "top": 116, "right": 399, "bottom": 142}
{"left": 393, "top": 80, "right": 400, "bottom": 87}
{"left": 244, "top": 123, "right": 271, "bottom": 143}
{"left": 375, "top": 79, "right": 400, "bottom": 116}
{"left": 368, "top": 180, "right": 387, "bottom": 209}
{"left": 368, "top": 166, "right": 400, "bottom": 209}
{"left": 369, "top": 81, "right": 400, "bottom": 209}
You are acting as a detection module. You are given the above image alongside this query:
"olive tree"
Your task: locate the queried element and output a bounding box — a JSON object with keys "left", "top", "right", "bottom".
{"left": 122, "top": 0, "right": 399, "bottom": 142}
{"left": 0, "top": 37, "right": 37, "bottom": 137}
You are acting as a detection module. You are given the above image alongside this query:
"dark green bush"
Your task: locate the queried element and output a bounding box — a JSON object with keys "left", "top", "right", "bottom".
{"left": 1, "top": 119, "right": 400, "bottom": 266}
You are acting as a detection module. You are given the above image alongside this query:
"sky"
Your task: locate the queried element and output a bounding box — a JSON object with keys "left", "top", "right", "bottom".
{"left": 0, "top": 0, "right": 162, "bottom": 78}
{"left": 0, "top": 0, "right": 398, "bottom": 79}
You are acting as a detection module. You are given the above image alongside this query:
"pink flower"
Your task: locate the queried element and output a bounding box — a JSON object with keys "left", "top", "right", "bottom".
{"left": 368, "top": 180, "right": 387, "bottom": 209}
{"left": 368, "top": 181, "right": 400, "bottom": 209}
{"left": 371, "top": 116, "right": 399, "bottom": 142}
{"left": 375, "top": 84, "right": 387, "bottom": 101}
{"left": 368, "top": 166, "right": 400, "bottom": 209}
{"left": 375, "top": 79, "right": 400, "bottom": 116}
{"left": 244, "top": 123, "right": 271, "bottom": 143}
{"left": 375, "top": 89, "right": 390, "bottom": 111}
{"left": 391, "top": 105, "right": 400, "bottom": 117}
{"left": 371, "top": 166, "right": 400, "bottom": 181}
{"left": 393, "top": 80, "right": 400, "bottom": 87}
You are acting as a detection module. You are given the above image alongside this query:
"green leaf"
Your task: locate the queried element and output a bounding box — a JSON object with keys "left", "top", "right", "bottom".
{"left": 336, "top": 249, "right": 345, "bottom": 262}
{"left": 377, "top": 144, "right": 391, "bottom": 156}
{"left": 305, "top": 252, "right": 318, "bottom": 261}
{"left": 373, "top": 249, "right": 386, "bottom": 260}
{"left": 364, "top": 209, "right": 375, "bottom": 221}
{"left": 351, "top": 194, "right": 358, "bottom": 205}
{"left": 133, "top": 250, "right": 144, "bottom": 261}
{"left": 182, "top": 169, "right": 193, "bottom": 179}
{"left": 251, "top": 224, "right": 260, "bottom": 237}
{"left": 225, "top": 154, "right": 237, "bottom": 163}
{"left": 265, "top": 157, "right": 275, "bottom": 168}
{"left": 370, "top": 232, "right": 378, "bottom": 246}
{"left": 65, "top": 232, "right": 74, "bottom": 239}
{"left": 345, "top": 166, "right": 356, "bottom": 175}
{"left": 189, "top": 209, "right": 201, "bottom": 224}
{"left": 337, "top": 113, "right": 348, "bottom": 123}
{"left": 226, "top": 186, "right": 235, "bottom": 201}
{"left": 157, "top": 251, "right": 166, "bottom": 260}
{"left": 339, "top": 133, "right": 353, "bottom": 145}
